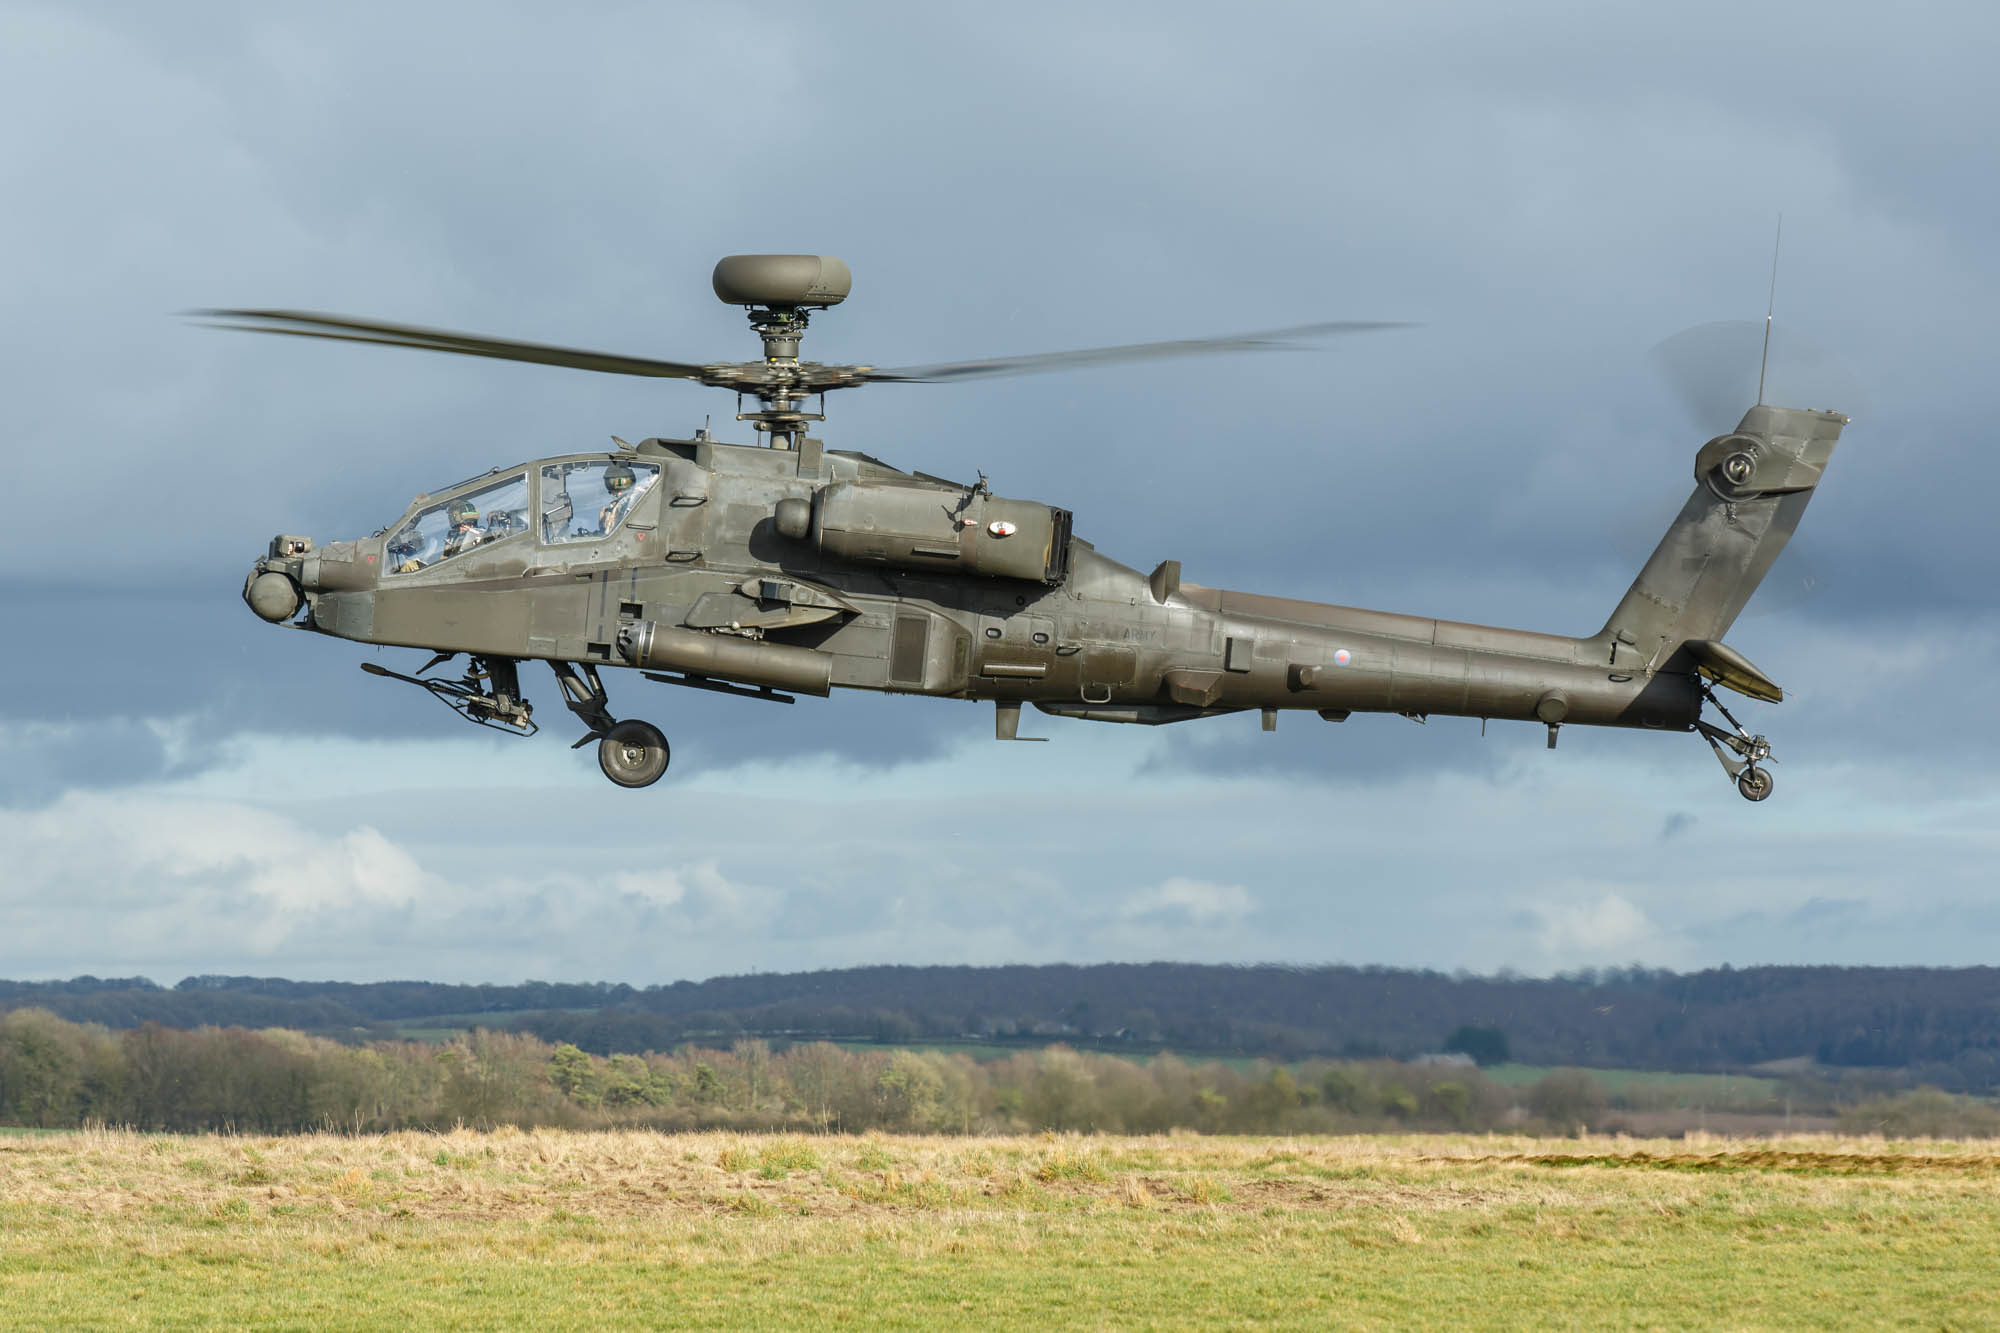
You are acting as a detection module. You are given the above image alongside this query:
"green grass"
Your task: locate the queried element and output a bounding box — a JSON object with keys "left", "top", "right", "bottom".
{"left": 828, "top": 1037, "right": 1053, "bottom": 1061}
{"left": 826, "top": 1037, "right": 1292, "bottom": 1072}
{"left": 3, "top": 1129, "right": 1999, "bottom": 1329}
{"left": 385, "top": 1006, "right": 605, "bottom": 1040}
{"left": 832, "top": 1042, "right": 1788, "bottom": 1092}
{"left": 1483, "top": 1063, "right": 1785, "bottom": 1106}
{"left": 386, "top": 1025, "right": 474, "bottom": 1043}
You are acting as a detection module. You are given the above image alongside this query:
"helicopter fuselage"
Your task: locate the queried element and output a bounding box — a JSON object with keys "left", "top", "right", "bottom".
{"left": 247, "top": 431, "right": 1701, "bottom": 754}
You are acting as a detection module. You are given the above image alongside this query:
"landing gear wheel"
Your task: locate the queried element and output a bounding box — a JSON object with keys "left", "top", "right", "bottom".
{"left": 598, "top": 720, "right": 670, "bottom": 788}
{"left": 1736, "top": 766, "right": 1774, "bottom": 803}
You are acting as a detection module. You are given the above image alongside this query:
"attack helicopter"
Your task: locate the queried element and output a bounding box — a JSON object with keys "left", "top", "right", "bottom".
{"left": 220, "top": 254, "right": 1844, "bottom": 799}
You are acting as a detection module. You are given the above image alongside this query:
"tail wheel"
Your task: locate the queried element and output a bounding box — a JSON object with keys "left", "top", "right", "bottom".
{"left": 1736, "top": 766, "right": 1774, "bottom": 802}
{"left": 599, "top": 720, "right": 670, "bottom": 788}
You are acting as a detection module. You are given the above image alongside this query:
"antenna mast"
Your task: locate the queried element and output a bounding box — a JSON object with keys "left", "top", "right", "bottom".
{"left": 1758, "top": 214, "right": 1783, "bottom": 405}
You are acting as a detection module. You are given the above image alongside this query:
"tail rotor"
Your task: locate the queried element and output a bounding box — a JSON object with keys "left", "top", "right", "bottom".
{"left": 1644, "top": 319, "right": 1864, "bottom": 618}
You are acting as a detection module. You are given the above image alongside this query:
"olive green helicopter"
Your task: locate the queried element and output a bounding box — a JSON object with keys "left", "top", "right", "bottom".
{"left": 216, "top": 255, "right": 1843, "bottom": 798}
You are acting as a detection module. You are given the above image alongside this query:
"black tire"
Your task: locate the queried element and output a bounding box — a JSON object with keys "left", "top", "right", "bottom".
{"left": 598, "top": 720, "right": 670, "bottom": 788}
{"left": 1736, "top": 766, "right": 1774, "bottom": 802}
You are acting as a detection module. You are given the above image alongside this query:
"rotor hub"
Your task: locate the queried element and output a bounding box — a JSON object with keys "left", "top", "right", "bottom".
{"left": 708, "top": 256, "right": 855, "bottom": 447}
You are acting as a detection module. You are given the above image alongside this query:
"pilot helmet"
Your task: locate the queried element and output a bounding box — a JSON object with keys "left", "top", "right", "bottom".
{"left": 449, "top": 498, "right": 479, "bottom": 526}
{"left": 604, "top": 461, "right": 635, "bottom": 493}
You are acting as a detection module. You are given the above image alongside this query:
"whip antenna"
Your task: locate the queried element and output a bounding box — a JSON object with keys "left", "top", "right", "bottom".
{"left": 1758, "top": 214, "right": 1782, "bottom": 405}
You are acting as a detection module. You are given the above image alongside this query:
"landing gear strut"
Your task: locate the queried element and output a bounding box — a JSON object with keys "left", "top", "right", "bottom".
{"left": 549, "top": 662, "right": 672, "bottom": 788}
{"left": 362, "top": 654, "right": 670, "bottom": 787}
{"left": 1694, "top": 683, "right": 1775, "bottom": 803}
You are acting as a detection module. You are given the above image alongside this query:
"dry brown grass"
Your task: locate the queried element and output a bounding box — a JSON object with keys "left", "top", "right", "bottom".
{"left": 5, "top": 1128, "right": 2000, "bottom": 1329}
{"left": 5, "top": 1125, "right": 1997, "bottom": 1225}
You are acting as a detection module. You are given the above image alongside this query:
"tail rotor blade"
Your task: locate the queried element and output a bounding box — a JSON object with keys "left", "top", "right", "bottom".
{"left": 1652, "top": 320, "right": 1765, "bottom": 435}
{"left": 1633, "top": 320, "right": 1861, "bottom": 620}
{"left": 1650, "top": 320, "right": 1868, "bottom": 434}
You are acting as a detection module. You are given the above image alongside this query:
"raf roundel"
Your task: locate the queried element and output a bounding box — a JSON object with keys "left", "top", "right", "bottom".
{"left": 987, "top": 519, "right": 1018, "bottom": 538}
{"left": 1334, "top": 649, "right": 1351, "bottom": 666}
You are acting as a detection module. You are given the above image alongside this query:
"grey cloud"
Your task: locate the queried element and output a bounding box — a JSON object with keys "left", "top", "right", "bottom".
{"left": 1785, "top": 897, "right": 1871, "bottom": 931}
{"left": 2, "top": 1, "right": 1998, "bottom": 976}
{"left": 0, "top": 718, "right": 208, "bottom": 806}
{"left": 8, "top": 1, "right": 1995, "bottom": 612}
{"left": 0, "top": 723, "right": 1992, "bottom": 980}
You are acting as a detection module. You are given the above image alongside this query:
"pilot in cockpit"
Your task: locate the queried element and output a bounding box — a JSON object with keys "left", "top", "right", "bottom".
{"left": 442, "top": 498, "right": 485, "bottom": 558}
{"left": 598, "top": 461, "right": 637, "bottom": 533}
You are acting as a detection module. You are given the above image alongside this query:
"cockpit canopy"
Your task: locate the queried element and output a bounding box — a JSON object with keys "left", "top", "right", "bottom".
{"left": 539, "top": 458, "right": 659, "bottom": 545}
{"left": 384, "top": 458, "right": 660, "bottom": 574}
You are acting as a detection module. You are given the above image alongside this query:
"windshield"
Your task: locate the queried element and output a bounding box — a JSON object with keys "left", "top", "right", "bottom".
{"left": 540, "top": 459, "right": 659, "bottom": 543}
{"left": 386, "top": 472, "right": 530, "bottom": 573}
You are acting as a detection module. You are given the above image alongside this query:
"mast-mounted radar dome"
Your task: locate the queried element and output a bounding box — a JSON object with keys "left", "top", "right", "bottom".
{"left": 712, "top": 255, "right": 852, "bottom": 309}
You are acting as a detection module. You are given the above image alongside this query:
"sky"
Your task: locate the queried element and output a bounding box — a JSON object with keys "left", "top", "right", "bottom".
{"left": 2, "top": 1, "right": 1996, "bottom": 984}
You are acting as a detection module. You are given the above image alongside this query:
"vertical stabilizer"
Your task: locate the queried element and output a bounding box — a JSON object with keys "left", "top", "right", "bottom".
{"left": 1598, "top": 404, "right": 1846, "bottom": 669}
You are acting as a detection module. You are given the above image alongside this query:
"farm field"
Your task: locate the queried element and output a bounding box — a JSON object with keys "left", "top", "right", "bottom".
{"left": 2, "top": 1129, "right": 1996, "bottom": 1330}
{"left": 1480, "top": 1064, "right": 1784, "bottom": 1105}
{"left": 387, "top": 1009, "right": 600, "bottom": 1041}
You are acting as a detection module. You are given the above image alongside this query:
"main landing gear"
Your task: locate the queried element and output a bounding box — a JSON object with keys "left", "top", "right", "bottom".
{"left": 549, "top": 662, "right": 672, "bottom": 788}
{"left": 1694, "top": 683, "right": 1775, "bottom": 803}
{"left": 360, "top": 655, "right": 671, "bottom": 788}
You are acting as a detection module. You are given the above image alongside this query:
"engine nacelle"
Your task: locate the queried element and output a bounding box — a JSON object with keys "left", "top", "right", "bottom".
{"left": 809, "top": 481, "right": 1072, "bottom": 584}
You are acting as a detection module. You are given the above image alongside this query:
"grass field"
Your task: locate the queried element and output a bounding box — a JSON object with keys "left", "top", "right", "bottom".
{"left": 3, "top": 1129, "right": 1996, "bottom": 1330}
{"left": 387, "top": 1008, "right": 599, "bottom": 1041}
{"left": 1481, "top": 1065, "right": 1787, "bottom": 1108}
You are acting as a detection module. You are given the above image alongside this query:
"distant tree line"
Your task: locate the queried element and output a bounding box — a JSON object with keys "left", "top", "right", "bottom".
{"left": 8, "top": 1009, "right": 1998, "bottom": 1138}
{"left": 5, "top": 964, "right": 2000, "bottom": 1090}
{"left": 0, "top": 1007, "right": 1588, "bottom": 1136}
{"left": 0, "top": 976, "right": 632, "bottom": 1032}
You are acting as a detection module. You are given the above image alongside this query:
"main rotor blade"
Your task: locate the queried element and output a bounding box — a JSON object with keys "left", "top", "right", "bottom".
{"left": 864, "top": 320, "right": 1414, "bottom": 384}
{"left": 193, "top": 309, "right": 715, "bottom": 381}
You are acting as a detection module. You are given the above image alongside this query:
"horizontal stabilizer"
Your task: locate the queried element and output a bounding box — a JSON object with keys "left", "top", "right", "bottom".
{"left": 1682, "top": 640, "right": 1783, "bottom": 703}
